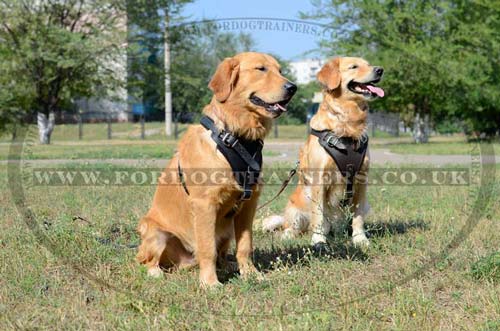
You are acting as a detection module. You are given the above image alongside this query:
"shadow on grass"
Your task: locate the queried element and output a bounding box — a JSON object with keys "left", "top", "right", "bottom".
{"left": 217, "top": 218, "right": 429, "bottom": 283}
{"left": 364, "top": 219, "right": 429, "bottom": 238}
{"left": 217, "top": 240, "right": 368, "bottom": 283}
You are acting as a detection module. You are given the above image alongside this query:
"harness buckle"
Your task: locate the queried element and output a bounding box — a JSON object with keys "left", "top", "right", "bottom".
{"left": 241, "top": 189, "right": 252, "bottom": 200}
{"left": 359, "top": 133, "right": 368, "bottom": 144}
{"left": 326, "top": 135, "right": 339, "bottom": 147}
{"left": 219, "top": 132, "right": 238, "bottom": 147}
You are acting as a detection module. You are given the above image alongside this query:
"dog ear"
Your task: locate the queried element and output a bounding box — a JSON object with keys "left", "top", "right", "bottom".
{"left": 317, "top": 58, "right": 341, "bottom": 91}
{"left": 209, "top": 57, "right": 240, "bottom": 102}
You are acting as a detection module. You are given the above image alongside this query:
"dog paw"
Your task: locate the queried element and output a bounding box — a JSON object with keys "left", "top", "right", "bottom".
{"left": 311, "top": 233, "right": 328, "bottom": 246}
{"left": 147, "top": 266, "right": 163, "bottom": 278}
{"left": 352, "top": 233, "right": 370, "bottom": 247}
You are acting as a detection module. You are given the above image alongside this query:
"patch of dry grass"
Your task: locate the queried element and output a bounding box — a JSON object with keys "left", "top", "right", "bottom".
{"left": 1, "top": 158, "right": 499, "bottom": 330}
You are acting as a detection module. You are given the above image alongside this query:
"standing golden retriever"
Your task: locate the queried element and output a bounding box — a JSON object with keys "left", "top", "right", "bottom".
{"left": 262, "top": 57, "right": 384, "bottom": 248}
{"left": 137, "top": 52, "right": 296, "bottom": 287}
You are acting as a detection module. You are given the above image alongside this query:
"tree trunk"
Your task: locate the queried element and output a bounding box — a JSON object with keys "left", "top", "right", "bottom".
{"left": 164, "top": 12, "right": 172, "bottom": 137}
{"left": 37, "top": 112, "right": 55, "bottom": 144}
{"left": 413, "top": 112, "right": 429, "bottom": 143}
{"left": 11, "top": 124, "right": 17, "bottom": 141}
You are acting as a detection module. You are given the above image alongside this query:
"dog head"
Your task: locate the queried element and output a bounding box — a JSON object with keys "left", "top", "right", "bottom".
{"left": 317, "top": 57, "right": 384, "bottom": 101}
{"left": 209, "top": 52, "right": 297, "bottom": 118}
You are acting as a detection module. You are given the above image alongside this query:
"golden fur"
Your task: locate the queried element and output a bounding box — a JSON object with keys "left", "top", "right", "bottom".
{"left": 136, "top": 52, "right": 295, "bottom": 288}
{"left": 262, "top": 57, "right": 384, "bottom": 246}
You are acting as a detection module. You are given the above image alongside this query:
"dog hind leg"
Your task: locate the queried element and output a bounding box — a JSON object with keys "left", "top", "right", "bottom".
{"left": 136, "top": 217, "right": 171, "bottom": 278}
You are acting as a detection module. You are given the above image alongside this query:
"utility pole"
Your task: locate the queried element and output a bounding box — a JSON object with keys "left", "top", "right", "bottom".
{"left": 164, "top": 9, "right": 172, "bottom": 136}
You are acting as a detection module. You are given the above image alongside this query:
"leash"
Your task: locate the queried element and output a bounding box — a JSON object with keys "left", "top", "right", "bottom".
{"left": 256, "top": 161, "right": 300, "bottom": 211}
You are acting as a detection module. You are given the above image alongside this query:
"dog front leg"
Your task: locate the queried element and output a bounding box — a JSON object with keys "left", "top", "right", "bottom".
{"left": 191, "top": 198, "right": 221, "bottom": 288}
{"left": 309, "top": 180, "right": 330, "bottom": 245}
{"left": 351, "top": 182, "right": 370, "bottom": 247}
{"left": 233, "top": 193, "right": 262, "bottom": 279}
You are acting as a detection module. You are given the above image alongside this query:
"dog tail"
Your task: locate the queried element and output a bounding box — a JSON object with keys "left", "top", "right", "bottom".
{"left": 261, "top": 215, "right": 285, "bottom": 232}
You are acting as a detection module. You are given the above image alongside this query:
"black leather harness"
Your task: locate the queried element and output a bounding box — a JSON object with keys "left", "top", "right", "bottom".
{"left": 179, "top": 116, "right": 263, "bottom": 200}
{"left": 310, "top": 128, "right": 369, "bottom": 204}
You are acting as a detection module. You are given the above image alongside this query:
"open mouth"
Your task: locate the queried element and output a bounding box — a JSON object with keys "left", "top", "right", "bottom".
{"left": 249, "top": 94, "right": 291, "bottom": 117}
{"left": 348, "top": 79, "right": 385, "bottom": 98}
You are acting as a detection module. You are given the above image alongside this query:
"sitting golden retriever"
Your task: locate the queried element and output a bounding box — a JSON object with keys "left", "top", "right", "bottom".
{"left": 262, "top": 57, "right": 384, "bottom": 248}
{"left": 137, "top": 52, "right": 296, "bottom": 287}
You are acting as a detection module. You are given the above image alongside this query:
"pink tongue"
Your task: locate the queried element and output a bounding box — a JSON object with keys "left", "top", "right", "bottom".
{"left": 276, "top": 103, "right": 287, "bottom": 112}
{"left": 366, "top": 85, "right": 385, "bottom": 97}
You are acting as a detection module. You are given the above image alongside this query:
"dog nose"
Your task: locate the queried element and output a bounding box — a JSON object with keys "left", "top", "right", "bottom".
{"left": 284, "top": 81, "right": 297, "bottom": 95}
{"left": 374, "top": 67, "right": 384, "bottom": 76}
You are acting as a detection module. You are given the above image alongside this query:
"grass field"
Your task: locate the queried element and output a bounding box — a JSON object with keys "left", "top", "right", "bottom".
{"left": 1, "top": 153, "right": 499, "bottom": 329}
{"left": 1, "top": 123, "right": 499, "bottom": 160}
{"left": 1, "top": 124, "right": 499, "bottom": 329}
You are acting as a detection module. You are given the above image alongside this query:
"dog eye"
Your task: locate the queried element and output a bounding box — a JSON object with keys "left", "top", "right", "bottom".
{"left": 349, "top": 65, "right": 358, "bottom": 69}
{"left": 256, "top": 66, "right": 267, "bottom": 72}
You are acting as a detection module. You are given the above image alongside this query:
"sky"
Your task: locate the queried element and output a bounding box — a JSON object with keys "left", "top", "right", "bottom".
{"left": 181, "top": 0, "right": 327, "bottom": 61}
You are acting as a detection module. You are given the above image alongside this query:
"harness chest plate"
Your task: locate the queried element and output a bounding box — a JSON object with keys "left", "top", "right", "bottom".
{"left": 200, "top": 116, "right": 263, "bottom": 200}
{"left": 310, "top": 128, "right": 369, "bottom": 203}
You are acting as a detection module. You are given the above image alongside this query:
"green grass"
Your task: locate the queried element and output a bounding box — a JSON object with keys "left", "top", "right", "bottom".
{"left": 0, "top": 141, "right": 174, "bottom": 160}
{"left": 1, "top": 159, "right": 499, "bottom": 330}
{"left": 1, "top": 122, "right": 184, "bottom": 142}
{"left": 471, "top": 252, "right": 500, "bottom": 283}
{"left": 3, "top": 124, "right": 498, "bottom": 162}
{"left": 3, "top": 126, "right": 498, "bottom": 164}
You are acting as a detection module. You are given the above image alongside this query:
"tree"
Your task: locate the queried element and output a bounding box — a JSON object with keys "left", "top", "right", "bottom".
{"left": 0, "top": 43, "right": 34, "bottom": 137}
{"left": 444, "top": 0, "right": 500, "bottom": 137}
{"left": 126, "top": 0, "right": 193, "bottom": 135}
{"left": 0, "top": 0, "right": 126, "bottom": 144}
{"left": 169, "top": 25, "right": 256, "bottom": 118}
{"left": 286, "top": 81, "right": 320, "bottom": 124}
{"left": 127, "top": 12, "right": 256, "bottom": 123}
{"left": 304, "top": 0, "right": 500, "bottom": 141}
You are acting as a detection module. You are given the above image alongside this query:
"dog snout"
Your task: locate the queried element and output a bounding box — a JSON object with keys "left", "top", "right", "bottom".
{"left": 374, "top": 67, "right": 384, "bottom": 77}
{"left": 283, "top": 81, "right": 297, "bottom": 96}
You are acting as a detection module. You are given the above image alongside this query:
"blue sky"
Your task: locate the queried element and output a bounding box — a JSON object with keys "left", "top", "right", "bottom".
{"left": 181, "top": 0, "right": 326, "bottom": 60}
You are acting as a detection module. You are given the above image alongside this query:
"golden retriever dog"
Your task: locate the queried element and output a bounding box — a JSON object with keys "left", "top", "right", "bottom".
{"left": 262, "top": 57, "right": 384, "bottom": 248}
{"left": 136, "top": 52, "right": 296, "bottom": 287}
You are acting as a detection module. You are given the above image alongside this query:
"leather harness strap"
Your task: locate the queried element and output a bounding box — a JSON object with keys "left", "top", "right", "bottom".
{"left": 177, "top": 159, "right": 190, "bottom": 196}
{"left": 310, "top": 128, "right": 369, "bottom": 204}
{"left": 199, "top": 115, "right": 263, "bottom": 200}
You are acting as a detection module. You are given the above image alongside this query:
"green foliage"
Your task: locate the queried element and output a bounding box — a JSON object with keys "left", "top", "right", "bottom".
{"left": 471, "top": 252, "right": 500, "bottom": 283}
{"left": 126, "top": 2, "right": 256, "bottom": 119}
{"left": 304, "top": 0, "right": 500, "bottom": 136}
{"left": 287, "top": 81, "right": 320, "bottom": 123}
{"left": 0, "top": 0, "right": 126, "bottom": 133}
{"left": 434, "top": 119, "right": 463, "bottom": 135}
{"left": 267, "top": 56, "right": 319, "bottom": 123}
{"left": 169, "top": 26, "right": 256, "bottom": 116}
